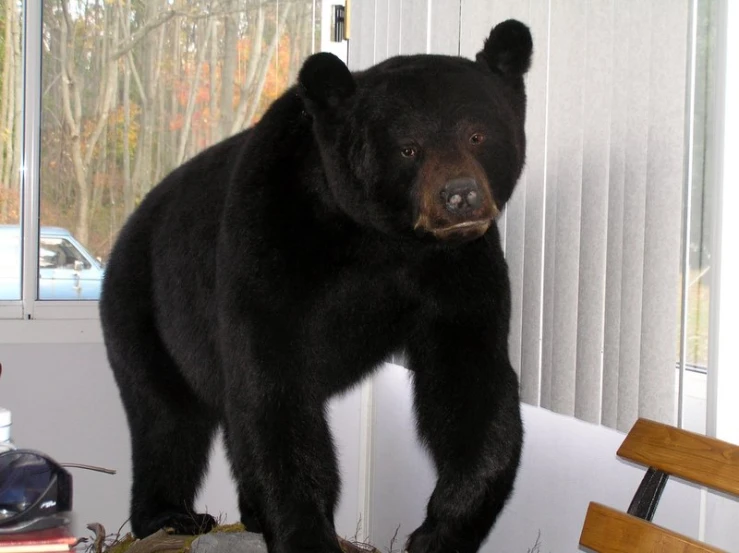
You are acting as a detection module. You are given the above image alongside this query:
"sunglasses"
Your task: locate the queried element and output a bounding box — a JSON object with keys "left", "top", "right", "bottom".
{"left": 0, "top": 449, "right": 73, "bottom": 534}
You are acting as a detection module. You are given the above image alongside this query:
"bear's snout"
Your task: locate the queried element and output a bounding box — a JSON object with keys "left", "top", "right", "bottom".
{"left": 411, "top": 145, "right": 500, "bottom": 242}
{"left": 414, "top": 170, "right": 498, "bottom": 242}
{"left": 441, "top": 178, "right": 483, "bottom": 214}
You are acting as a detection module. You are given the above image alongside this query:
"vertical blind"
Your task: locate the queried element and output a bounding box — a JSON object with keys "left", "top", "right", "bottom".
{"left": 350, "top": 0, "right": 689, "bottom": 432}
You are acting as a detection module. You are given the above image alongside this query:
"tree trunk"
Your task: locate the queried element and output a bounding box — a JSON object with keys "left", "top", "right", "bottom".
{"left": 209, "top": 17, "right": 218, "bottom": 145}
{"left": 176, "top": 18, "right": 215, "bottom": 165}
{"left": 236, "top": 4, "right": 293, "bottom": 132}
{"left": 123, "top": 0, "right": 133, "bottom": 216}
{"left": 231, "top": 3, "right": 265, "bottom": 135}
{"left": 132, "top": 0, "right": 165, "bottom": 198}
{"left": 11, "top": 0, "right": 21, "bottom": 196}
{"left": 288, "top": 1, "right": 308, "bottom": 85}
{"left": 0, "top": 0, "right": 21, "bottom": 223}
{"left": 59, "top": 0, "right": 87, "bottom": 241}
{"left": 59, "top": 0, "right": 119, "bottom": 244}
{"left": 155, "top": 41, "right": 167, "bottom": 184}
{"left": 0, "top": 0, "right": 12, "bottom": 204}
{"left": 219, "top": 2, "right": 239, "bottom": 140}
{"left": 169, "top": 11, "right": 181, "bottom": 174}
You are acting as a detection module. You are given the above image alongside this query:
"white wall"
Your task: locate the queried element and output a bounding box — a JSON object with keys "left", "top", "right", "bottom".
{"left": 0, "top": 326, "right": 364, "bottom": 540}
{"left": 0, "top": 339, "right": 131, "bottom": 537}
{"left": 369, "top": 364, "right": 712, "bottom": 553}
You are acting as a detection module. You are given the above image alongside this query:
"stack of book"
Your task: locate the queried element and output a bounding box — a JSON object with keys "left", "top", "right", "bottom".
{"left": 0, "top": 527, "right": 78, "bottom": 553}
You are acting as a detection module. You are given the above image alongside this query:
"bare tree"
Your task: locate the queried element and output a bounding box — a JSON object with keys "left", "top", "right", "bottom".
{"left": 121, "top": 0, "right": 133, "bottom": 216}
{"left": 129, "top": 0, "right": 167, "bottom": 202}
{"left": 176, "top": 17, "right": 215, "bottom": 165}
{"left": 58, "top": 0, "right": 120, "bottom": 243}
{"left": 33, "top": 0, "right": 319, "bottom": 258}
{"left": 0, "top": 0, "right": 13, "bottom": 203}
{"left": 219, "top": 0, "right": 240, "bottom": 140}
{"left": 231, "top": 2, "right": 292, "bottom": 134}
{"left": 0, "top": 0, "right": 21, "bottom": 222}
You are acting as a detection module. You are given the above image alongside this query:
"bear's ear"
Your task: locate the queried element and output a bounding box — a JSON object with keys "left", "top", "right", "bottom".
{"left": 298, "top": 52, "right": 356, "bottom": 113}
{"left": 476, "top": 19, "right": 533, "bottom": 78}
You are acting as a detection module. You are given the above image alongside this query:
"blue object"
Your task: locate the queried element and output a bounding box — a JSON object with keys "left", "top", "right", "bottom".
{"left": 0, "top": 449, "right": 72, "bottom": 533}
{"left": 0, "top": 225, "right": 104, "bottom": 301}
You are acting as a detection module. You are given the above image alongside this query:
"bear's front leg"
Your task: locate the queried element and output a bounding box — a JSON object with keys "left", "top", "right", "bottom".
{"left": 222, "top": 361, "right": 343, "bottom": 553}
{"left": 405, "top": 321, "right": 523, "bottom": 553}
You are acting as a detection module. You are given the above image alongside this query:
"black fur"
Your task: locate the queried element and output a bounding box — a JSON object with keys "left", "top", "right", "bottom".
{"left": 100, "top": 20, "right": 532, "bottom": 553}
{"left": 477, "top": 19, "right": 533, "bottom": 77}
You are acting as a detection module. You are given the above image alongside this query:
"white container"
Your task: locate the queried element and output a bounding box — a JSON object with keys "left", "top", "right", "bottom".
{"left": 0, "top": 407, "right": 15, "bottom": 452}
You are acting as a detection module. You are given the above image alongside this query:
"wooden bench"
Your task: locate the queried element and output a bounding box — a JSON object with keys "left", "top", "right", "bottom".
{"left": 579, "top": 418, "right": 739, "bottom": 553}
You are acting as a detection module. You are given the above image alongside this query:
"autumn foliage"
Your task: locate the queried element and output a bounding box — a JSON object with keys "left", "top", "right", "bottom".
{"left": 0, "top": 0, "right": 320, "bottom": 260}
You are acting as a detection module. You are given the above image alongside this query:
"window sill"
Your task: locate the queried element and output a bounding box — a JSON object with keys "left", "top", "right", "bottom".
{"left": 0, "top": 301, "right": 102, "bottom": 344}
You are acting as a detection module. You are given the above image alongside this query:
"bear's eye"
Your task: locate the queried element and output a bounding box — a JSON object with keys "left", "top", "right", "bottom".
{"left": 400, "top": 146, "right": 418, "bottom": 158}
{"left": 470, "top": 133, "right": 485, "bottom": 145}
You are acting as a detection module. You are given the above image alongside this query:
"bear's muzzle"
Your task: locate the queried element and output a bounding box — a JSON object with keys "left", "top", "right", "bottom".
{"left": 414, "top": 176, "right": 499, "bottom": 242}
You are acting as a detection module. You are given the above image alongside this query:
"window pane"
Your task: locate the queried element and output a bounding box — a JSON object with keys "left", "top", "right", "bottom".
{"left": 37, "top": 231, "right": 103, "bottom": 299}
{"left": 0, "top": 0, "right": 23, "bottom": 301}
{"left": 678, "top": 0, "right": 716, "bottom": 434}
{"left": 39, "top": 0, "right": 321, "bottom": 300}
{"left": 686, "top": 0, "right": 715, "bottom": 373}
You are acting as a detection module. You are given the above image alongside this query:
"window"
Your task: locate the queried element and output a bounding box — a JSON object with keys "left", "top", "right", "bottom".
{"left": 0, "top": 0, "right": 23, "bottom": 302}
{"left": 677, "top": 0, "right": 717, "bottom": 434}
{"left": 1, "top": 0, "right": 339, "bottom": 312}
{"left": 0, "top": 229, "right": 21, "bottom": 301}
{"left": 39, "top": 238, "right": 91, "bottom": 271}
{"left": 38, "top": 231, "right": 104, "bottom": 300}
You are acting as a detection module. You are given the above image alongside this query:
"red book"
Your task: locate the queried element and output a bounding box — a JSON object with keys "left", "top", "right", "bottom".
{"left": 0, "top": 527, "right": 77, "bottom": 553}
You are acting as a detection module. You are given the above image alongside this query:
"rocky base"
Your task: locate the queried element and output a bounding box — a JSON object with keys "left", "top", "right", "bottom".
{"left": 191, "top": 532, "right": 268, "bottom": 553}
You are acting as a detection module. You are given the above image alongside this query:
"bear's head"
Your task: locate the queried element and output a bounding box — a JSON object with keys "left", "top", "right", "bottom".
{"left": 298, "top": 19, "right": 532, "bottom": 243}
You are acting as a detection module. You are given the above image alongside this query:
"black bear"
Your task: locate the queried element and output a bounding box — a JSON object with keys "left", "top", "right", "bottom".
{"left": 100, "top": 19, "right": 532, "bottom": 553}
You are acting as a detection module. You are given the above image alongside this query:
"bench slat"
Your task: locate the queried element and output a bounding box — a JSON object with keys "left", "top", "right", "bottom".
{"left": 617, "top": 419, "right": 739, "bottom": 497}
{"left": 579, "top": 502, "right": 726, "bottom": 553}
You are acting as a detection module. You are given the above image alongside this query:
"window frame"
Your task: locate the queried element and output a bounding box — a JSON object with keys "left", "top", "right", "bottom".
{"left": 0, "top": 0, "right": 97, "bottom": 324}
{"left": 707, "top": 0, "right": 739, "bottom": 444}
{"left": 2, "top": 0, "right": 346, "bottom": 334}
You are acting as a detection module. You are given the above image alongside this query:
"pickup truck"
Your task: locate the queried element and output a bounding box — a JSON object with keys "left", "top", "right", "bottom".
{"left": 0, "top": 225, "right": 104, "bottom": 300}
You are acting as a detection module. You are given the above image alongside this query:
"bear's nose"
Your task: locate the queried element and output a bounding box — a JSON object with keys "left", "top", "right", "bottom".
{"left": 440, "top": 178, "right": 483, "bottom": 214}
